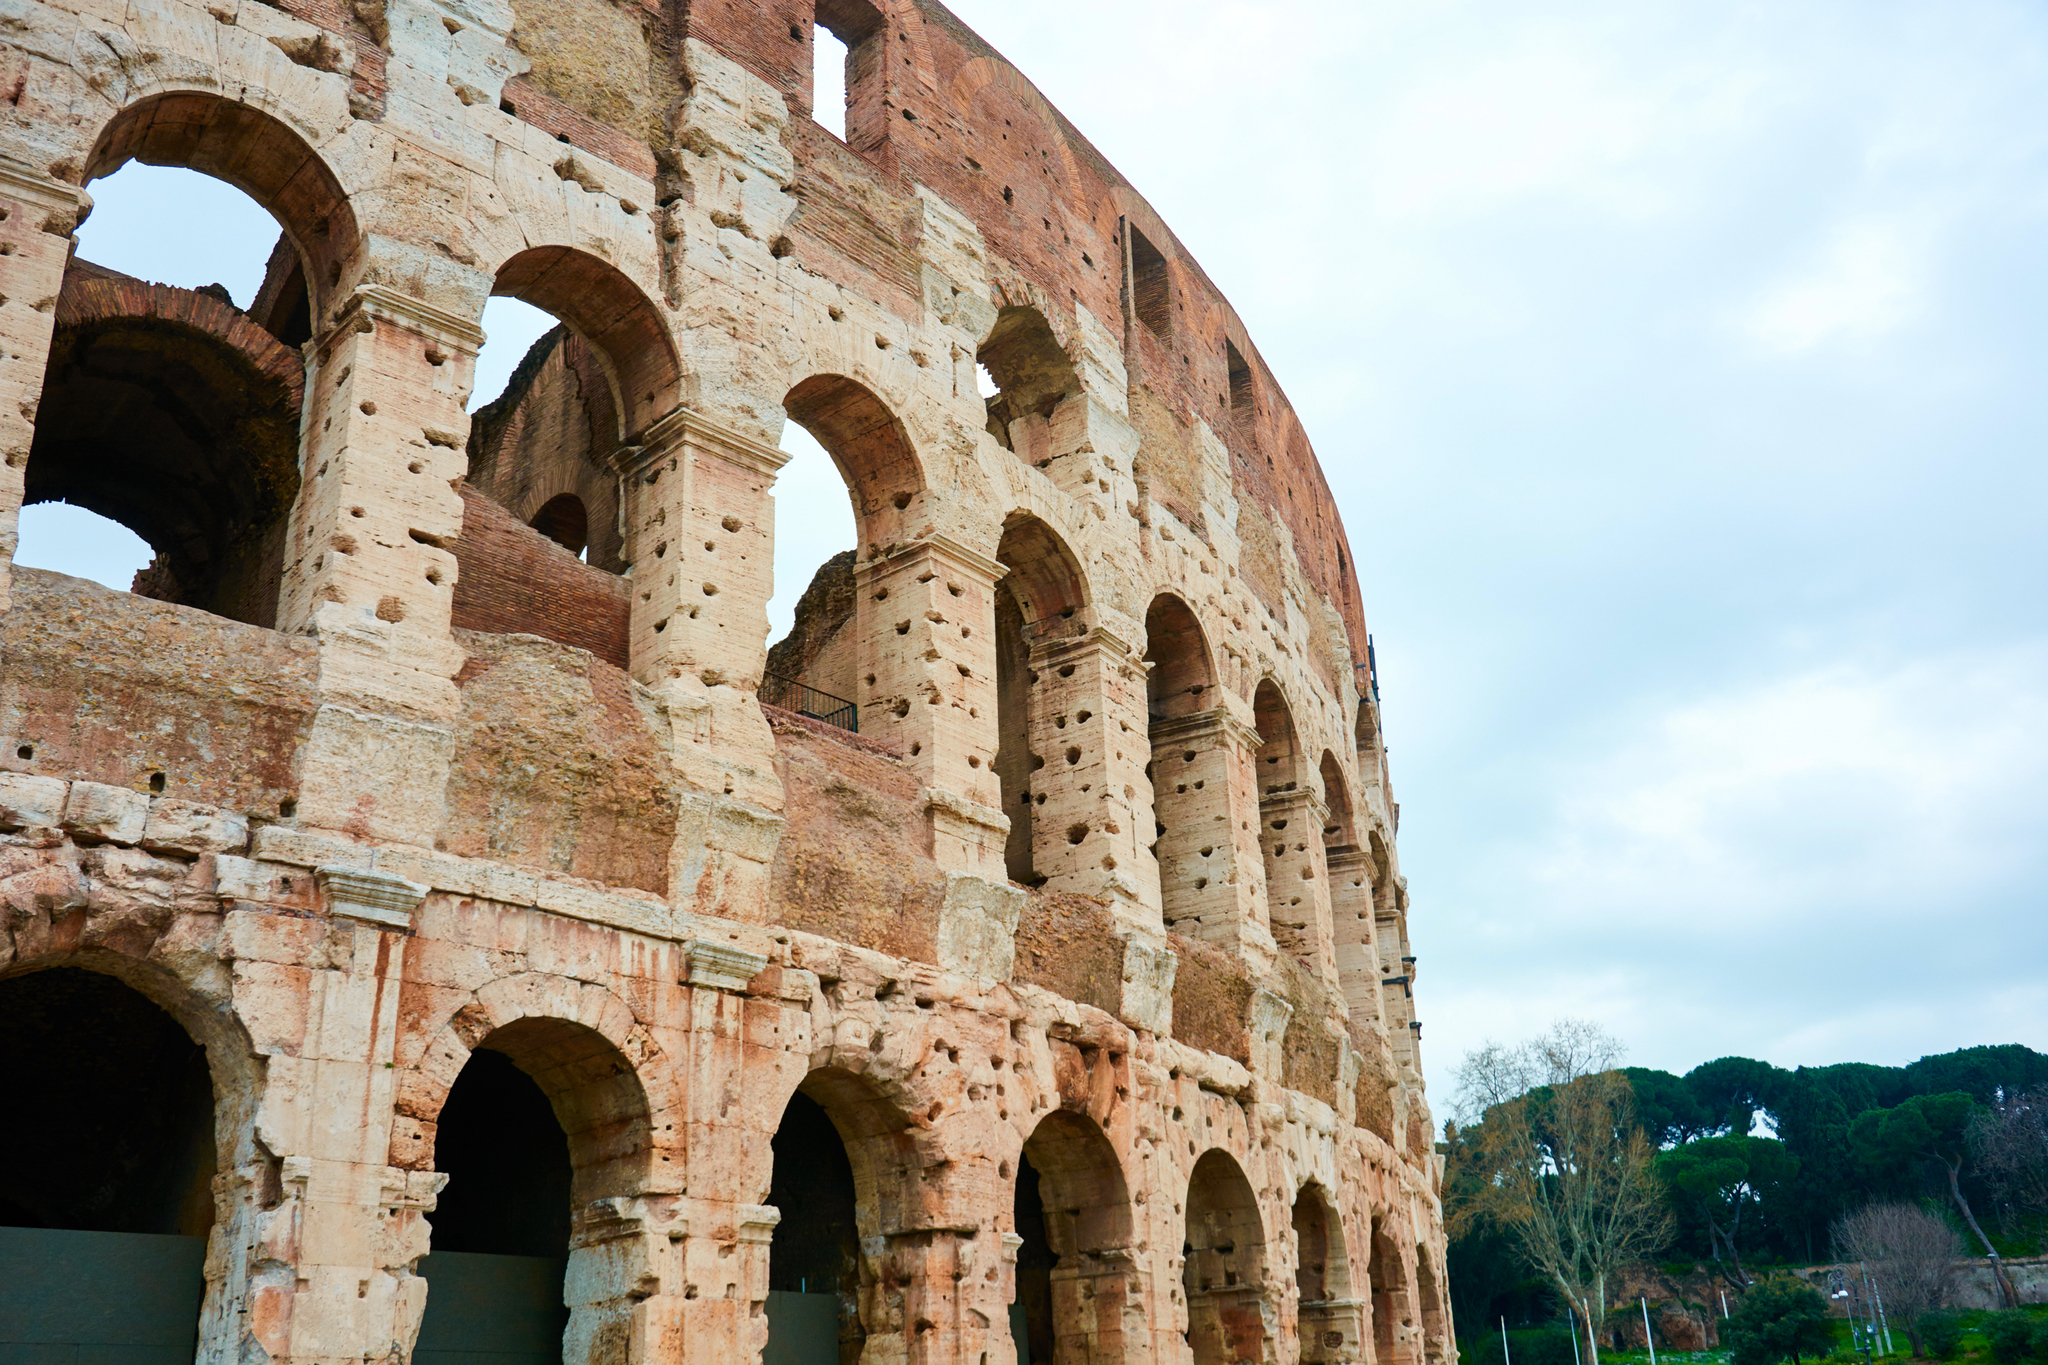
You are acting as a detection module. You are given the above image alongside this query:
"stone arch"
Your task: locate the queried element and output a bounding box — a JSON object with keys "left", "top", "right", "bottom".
{"left": 1015, "top": 1109, "right": 1139, "bottom": 1365}
{"left": 977, "top": 304, "right": 1082, "bottom": 463}
{"left": 492, "top": 246, "right": 681, "bottom": 441}
{"left": 993, "top": 512, "right": 1091, "bottom": 884}
{"left": 1146, "top": 591, "right": 1231, "bottom": 934}
{"left": 1293, "top": 1181, "right": 1359, "bottom": 1365}
{"left": 763, "top": 1066, "right": 921, "bottom": 1365}
{"left": 394, "top": 973, "right": 669, "bottom": 1197}
{"left": 1252, "top": 678, "right": 1304, "bottom": 795}
{"left": 82, "top": 90, "right": 357, "bottom": 321}
{"left": 402, "top": 984, "right": 660, "bottom": 1365}
{"left": 1182, "top": 1148, "right": 1268, "bottom": 1365}
{"left": 1319, "top": 752, "right": 1356, "bottom": 849}
{"left": 783, "top": 372, "right": 929, "bottom": 552}
{"left": 29, "top": 269, "right": 305, "bottom": 625}
{"left": 0, "top": 952, "right": 266, "bottom": 1363}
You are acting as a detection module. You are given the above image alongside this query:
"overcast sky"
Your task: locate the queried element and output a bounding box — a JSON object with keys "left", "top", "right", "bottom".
{"left": 43, "top": 0, "right": 2046, "bottom": 1111}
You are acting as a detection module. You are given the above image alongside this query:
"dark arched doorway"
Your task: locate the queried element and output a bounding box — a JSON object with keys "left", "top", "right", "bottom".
{"left": 765, "top": 1085, "right": 871, "bottom": 1365}
{"left": 0, "top": 968, "right": 217, "bottom": 1362}
{"left": 417, "top": 1048, "right": 573, "bottom": 1365}
{"left": 1014, "top": 1111, "right": 1137, "bottom": 1365}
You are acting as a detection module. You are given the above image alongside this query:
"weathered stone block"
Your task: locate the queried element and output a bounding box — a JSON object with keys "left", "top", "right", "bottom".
{"left": 61, "top": 780, "right": 148, "bottom": 844}
{"left": 143, "top": 799, "right": 251, "bottom": 856}
{"left": 0, "top": 772, "right": 67, "bottom": 830}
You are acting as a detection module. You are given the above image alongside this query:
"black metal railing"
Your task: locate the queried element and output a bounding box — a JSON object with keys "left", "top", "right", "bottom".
{"left": 760, "top": 672, "right": 858, "bottom": 733}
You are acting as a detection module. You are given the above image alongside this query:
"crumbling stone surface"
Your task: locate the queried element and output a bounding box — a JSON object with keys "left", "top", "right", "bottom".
{"left": 0, "top": 0, "right": 1452, "bottom": 1360}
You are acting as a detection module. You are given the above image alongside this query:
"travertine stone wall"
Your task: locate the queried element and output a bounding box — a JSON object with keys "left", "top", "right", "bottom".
{"left": 0, "top": 0, "right": 1448, "bottom": 1360}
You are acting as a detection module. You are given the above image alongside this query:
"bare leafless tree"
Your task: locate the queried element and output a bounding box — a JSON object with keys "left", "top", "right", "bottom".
{"left": 1968, "top": 1090, "right": 2048, "bottom": 1232}
{"left": 1449, "top": 1021, "right": 1673, "bottom": 1358}
{"left": 1833, "top": 1202, "right": 1962, "bottom": 1357}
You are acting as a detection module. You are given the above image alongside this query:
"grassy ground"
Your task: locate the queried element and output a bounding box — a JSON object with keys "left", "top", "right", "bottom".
{"left": 1530, "top": 1305, "right": 2048, "bottom": 1365}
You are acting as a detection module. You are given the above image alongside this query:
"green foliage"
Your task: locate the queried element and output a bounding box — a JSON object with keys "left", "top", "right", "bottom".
{"left": 1847, "top": 1093, "right": 1977, "bottom": 1182}
{"left": 1918, "top": 1312, "right": 1964, "bottom": 1361}
{"left": 1981, "top": 1311, "right": 2043, "bottom": 1365}
{"left": 1724, "top": 1278, "right": 1834, "bottom": 1365}
{"left": 1461, "top": 1327, "right": 1579, "bottom": 1365}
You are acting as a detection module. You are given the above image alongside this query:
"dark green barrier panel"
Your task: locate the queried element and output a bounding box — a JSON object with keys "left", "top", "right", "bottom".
{"left": 413, "top": 1252, "right": 568, "bottom": 1365}
{"left": 1010, "top": 1299, "right": 1030, "bottom": 1365}
{"left": 764, "top": 1290, "right": 839, "bottom": 1365}
{"left": 0, "top": 1226, "right": 206, "bottom": 1365}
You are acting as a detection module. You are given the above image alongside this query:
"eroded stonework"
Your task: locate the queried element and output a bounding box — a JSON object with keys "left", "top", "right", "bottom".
{"left": 0, "top": 0, "right": 1452, "bottom": 1361}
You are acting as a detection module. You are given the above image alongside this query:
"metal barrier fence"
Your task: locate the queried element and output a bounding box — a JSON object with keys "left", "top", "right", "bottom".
{"left": 760, "top": 672, "right": 858, "bottom": 733}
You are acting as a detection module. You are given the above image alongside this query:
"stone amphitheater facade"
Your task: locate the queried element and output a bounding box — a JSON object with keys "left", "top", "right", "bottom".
{"left": 0, "top": 0, "right": 1452, "bottom": 1362}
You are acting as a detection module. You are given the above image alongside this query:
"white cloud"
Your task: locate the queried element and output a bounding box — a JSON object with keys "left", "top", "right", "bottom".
{"left": 1739, "top": 218, "right": 1924, "bottom": 353}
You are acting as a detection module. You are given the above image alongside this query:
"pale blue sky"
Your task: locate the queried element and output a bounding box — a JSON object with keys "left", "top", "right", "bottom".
{"left": 34, "top": 0, "right": 2047, "bottom": 1109}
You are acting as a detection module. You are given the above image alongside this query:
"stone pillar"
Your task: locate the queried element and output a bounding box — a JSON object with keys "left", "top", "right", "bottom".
{"left": 869, "top": 1227, "right": 1012, "bottom": 1365}
{"left": 0, "top": 159, "right": 87, "bottom": 612}
{"left": 243, "top": 871, "right": 433, "bottom": 1365}
{"left": 1328, "top": 849, "right": 1380, "bottom": 1026}
{"left": 853, "top": 535, "right": 1009, "bottom": 873}
{"left": 1025, "top": 626, "right": 1160, "bottom": 925}
{"left": 1302, "top": 1298, "right": 1369, "bottom": 1365}
{"left": 1262, "top": 788, "right": 1337, "bottom": 987}
{"left": 611, "top": 409, "right": 790, "bottom": 916}
{"left": 1049, "top": 1248, "right": 1141, "bottom": 1365}
{"left": 1148, "top": 707, "right": 1269, "bottom": 955}
{"left": 277, "top": 285, "right": 477, "bottom": 847}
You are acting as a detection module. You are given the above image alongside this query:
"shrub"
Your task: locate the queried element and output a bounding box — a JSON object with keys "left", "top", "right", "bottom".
{"left": 1725, "top": 1278, "right": 1835, "bottom": 1365}
{"left": 1918, "top": 1312, "right": 1964, "bottom": 1361}
{"left": 1983, "top": 1312, "right": 2037, "bottom": 1365}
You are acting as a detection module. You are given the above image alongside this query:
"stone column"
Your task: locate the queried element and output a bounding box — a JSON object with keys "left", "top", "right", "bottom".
{"left": 1025, "top": 626, "right": 1160, "bottom": 926}
{"left": 1049, "top": 1248, "right": 1141, "bottom": 1365}
{"left": 612, "top": 409, "right": 790, "bottom": 917}
{"left": 1327, "top": 849, "right": 1380, "bottom": 1026}
{"left": 1261, "top": 788, "right": 1337, "bottom": 987}
{"left": 0, "top": 158, "right": 87, "bottom": 613}
{"left": 243, "top": 870, "right": 433, "bottom": 1365}
{"left": 278, "top": 285, "right": 478, "bottom": 847}
{"left": 868, "top": 1227, "right": 1013, "bottom": 1365}
{"left": 852, "top": 535, "right": 1009, "bottom": 873}
{"left": 1302, "top": 1298, "right": 1368, "bottom": 1365}
{"left": 1148, "top": 707, "right": 1269, "bottom": 956}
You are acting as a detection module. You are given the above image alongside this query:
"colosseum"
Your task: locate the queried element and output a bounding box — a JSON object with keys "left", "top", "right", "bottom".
{"left": 0, "top": 0, "right": 1451, "bottom": 1361}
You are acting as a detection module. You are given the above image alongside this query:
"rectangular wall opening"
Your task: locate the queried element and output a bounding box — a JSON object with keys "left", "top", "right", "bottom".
{"left": 1226, "top": 339, "right": 1253, "bottom": 430}
{"left": 1129, "top": 227, "right": 1171, "bottom": 341}
{"left": 811, "top": 24, "right": 848, "bottom": 139}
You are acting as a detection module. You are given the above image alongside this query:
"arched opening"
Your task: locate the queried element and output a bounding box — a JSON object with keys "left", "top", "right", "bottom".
{"left": 766, "top": 1070, "right": 914, "bottom": 1365}
{"left": 1145, "top": 592, "right": 1227, "bottom": 933}
{"left": 529, "top": 493, "right": 590, "bottom": 558}
{"left": 1369, "top": 831, "right": 1414, "bottom": 1068}
{"left": 26, "top": 269, "right": 304, "bottom": 625}
{"left": 1182, "top": 1150, "right": 1266, "bottom": 1365}
{"left": 1293, "top": 1185, "right": 1357, "bottom": 1365}
{"left": 764, "top": 375, "right": 926, "bottom": 734}
{"left": 993, "top": 513, "right": 1088, "bottom": 885}
{"left": 1366, "top": 1216, "right": 1406, "bottom": 1365}
{"left": 0, "top": 968, "right": 217, "bottom": 1358}
{"left": 20, "top": 96, "right": 342, "bottom": 624}
{"left": 1252, "top": 680, "right": 1302, "bottom": 796}
{"left": 418, "top": 1017, "right": 652, "bottom": 1365}
{"left": 456, "top": 250, "right": 675, "bottom": 662}
{"left": 1014, "top": 1111, "right": 1137, "bottom": 1365}
{"left": 977, "top": 306, "right": 1081, "bottom": 463}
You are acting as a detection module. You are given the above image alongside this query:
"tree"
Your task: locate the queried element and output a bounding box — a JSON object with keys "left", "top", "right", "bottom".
{"left": 1626, "top": 1067, "right": 1718, "bottom": 1148}
{"left": 1657, "top": 1135, "right": 1798, "bottom": 1288}
{"left": 1724, "top": 1277, "right": 1834, "bottom": 1365}
{"left": 1448, "top": 1021, "right": 1674, "bottom": 1351}
{"left": 1967, "top": 1089, "right": 2048, "bottom": 1230}
{"left": 1849, "top": 1093, "right": 2016, "bottom": 1307}
{"left": 1832, "top": 1202, "right": 1962, "bottom": 1356}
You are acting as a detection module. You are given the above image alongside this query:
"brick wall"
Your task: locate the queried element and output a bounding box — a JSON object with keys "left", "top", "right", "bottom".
{"left": 451, "top": 485, "right": 629, "bottom": 668}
